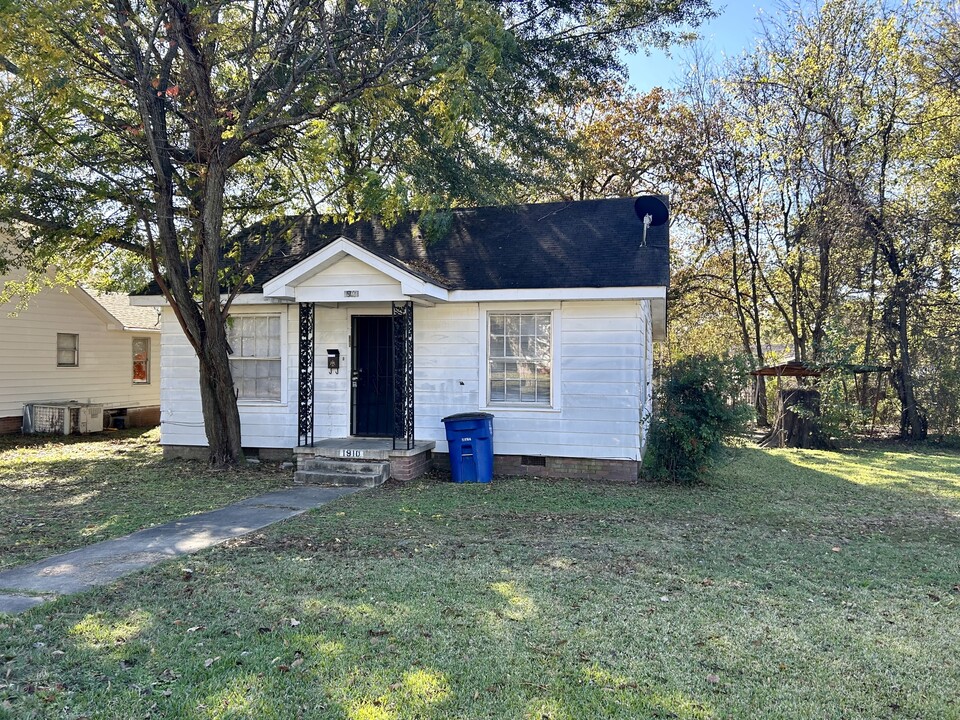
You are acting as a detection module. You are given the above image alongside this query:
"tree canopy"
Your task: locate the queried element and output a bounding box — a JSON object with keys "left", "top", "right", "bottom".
{"left": 0, "top": 0, "right": 711, "bottom": 464}
{"left": 533, "top": 0, "right": 960, "bottom": 440}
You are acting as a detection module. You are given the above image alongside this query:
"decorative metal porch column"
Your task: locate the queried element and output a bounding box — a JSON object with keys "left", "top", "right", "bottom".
{"left": 392, "top": 301, "right": 415, "bottom": 450}
{"left": 297, "top": 303, "right": 315, "bottom": 447}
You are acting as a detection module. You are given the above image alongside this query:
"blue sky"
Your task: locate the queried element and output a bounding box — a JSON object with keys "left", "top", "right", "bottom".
{"left": 623, "top": 2, "right": 769, "bottom": 91}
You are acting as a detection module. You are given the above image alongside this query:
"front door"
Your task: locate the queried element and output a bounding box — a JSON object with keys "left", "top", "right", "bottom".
{"left": 351, "top": 315, "right": 394, "bottom": 436}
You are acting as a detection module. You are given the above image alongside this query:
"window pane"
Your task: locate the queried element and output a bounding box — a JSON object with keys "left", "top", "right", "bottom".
{"left": 132, "top": 338, "right": 150, "bottom": 383}
{"left": 252, "top": 317, "right": 266, "bottom": 357}
{"left": 268, "top": 316, "right": 281, "bottom": 356}
{"left": 520, "top": 334, "right": 538, "bottom": 358}
{"left": 242, "top": 322, "right": 252, "bottom": 356}
{"left": 57, "top": 334, "right": 77, "bottom": 350}
{"left": 256, "top": 361, "right": 281, "bottom": 398}
{"left": 536, "top": 315, "right": 550, "bottom": 336}
{"left": 241, "top": 318, "right": 255, "bottom": 357}
{"left": 227, "top": 315, "right": 281, "bottom": 400}
{"left": 521, "top": 314, "right": 536, "bottom": 335}
{"left": 537, "top": 377, "right": 551, "bottom": 404}
{"left": 226, "top": 320, "right": 240, "bottom": 352}
{"left": 487, "top": 312, "right": 551, "bottom": 405}
{"left": 57, "top": 334, "right": 78, "bottom": 366}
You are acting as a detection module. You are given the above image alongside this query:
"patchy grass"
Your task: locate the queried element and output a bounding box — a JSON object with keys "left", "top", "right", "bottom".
{"left": 1, "top": 444, "right": 959, "bottom": 718}
{"left": 0, "top": 429, "right": 290, "bottom": 571}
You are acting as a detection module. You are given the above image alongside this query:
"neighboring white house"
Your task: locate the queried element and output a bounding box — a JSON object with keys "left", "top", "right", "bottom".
{"left": 0, "top": 270, "right": 161, "bottom": 434}
{"left": 134, "top": 197, "right": 668, "bottom": 481}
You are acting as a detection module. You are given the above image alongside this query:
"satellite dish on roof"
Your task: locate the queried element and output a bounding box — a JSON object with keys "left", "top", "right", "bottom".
{"left": 634, "top": 196, "right": 668, "bottom": 246}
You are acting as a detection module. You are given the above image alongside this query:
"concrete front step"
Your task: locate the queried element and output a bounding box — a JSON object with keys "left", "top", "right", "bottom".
{"left": 294, "top": 459, "right": 390, "bottom": 488}
{"left": 298, "top": 458, "right": 386, "bottom": 474}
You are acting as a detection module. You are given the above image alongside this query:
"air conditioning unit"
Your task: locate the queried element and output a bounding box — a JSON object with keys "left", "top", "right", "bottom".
{"left": 22, "top": 402, "right": 105, "bottom": 435}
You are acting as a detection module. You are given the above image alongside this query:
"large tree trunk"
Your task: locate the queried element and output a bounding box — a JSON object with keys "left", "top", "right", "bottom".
{"left": 197, "top": 340, "right": 244, "bottom": 467}
{"left": 891, "top": 295, "right": 927, "bottom": 440}
{"left": 760, "top": 389, "right": 830, "bottom": 449}
{"left": 755, "top": 375, "right": 770, "bottom": 428}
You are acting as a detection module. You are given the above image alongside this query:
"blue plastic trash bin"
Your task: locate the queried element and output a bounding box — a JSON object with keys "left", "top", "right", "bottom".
{"left": 441, "top": 412, "right": 494, "bottom": 483}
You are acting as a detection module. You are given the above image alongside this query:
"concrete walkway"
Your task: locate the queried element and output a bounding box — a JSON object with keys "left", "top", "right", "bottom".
{"left": 0, "top": 485, "right": 359, "bottom": 615}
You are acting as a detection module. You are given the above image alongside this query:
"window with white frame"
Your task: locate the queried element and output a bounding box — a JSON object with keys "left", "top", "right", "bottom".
{"left": 57, "top": 333, "right": 79, "bottom": 367}
{"left": 488, "top": 311, "right": 552, "bottom": 405}
{"left": 226, "top": 314, "right": 281, "bottom": 401}
{"left": 132, "top": 337, "right": 151, "bottom": 384}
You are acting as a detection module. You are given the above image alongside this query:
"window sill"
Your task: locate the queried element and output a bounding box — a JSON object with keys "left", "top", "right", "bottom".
{"left": 481, "top": 405, "right": 561, "bottom": 414}
{"left": 237, "top": 400, "right": 288, "bottom": 408}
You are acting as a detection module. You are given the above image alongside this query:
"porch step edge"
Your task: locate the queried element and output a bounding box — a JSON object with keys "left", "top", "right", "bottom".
{"left": 294, "top": 461, "right": 390, "bottom": 488}
{"left": 299, "top": 459, "right": 389, "bottom": 474}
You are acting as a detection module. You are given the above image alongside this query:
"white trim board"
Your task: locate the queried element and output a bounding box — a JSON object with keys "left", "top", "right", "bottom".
{"left": 132, "top": 286, "right": 666, "bottom": 306}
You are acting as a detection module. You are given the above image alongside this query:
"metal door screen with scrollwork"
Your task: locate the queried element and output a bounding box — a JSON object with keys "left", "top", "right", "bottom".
{"left": 392, "top": 301, "right": 415, "bottom": 450}
{"left": 297, "top": 303, "right": 315, "bottom": 447}
{"left": 351, "top": 315, "right": 395, "bottom": 437}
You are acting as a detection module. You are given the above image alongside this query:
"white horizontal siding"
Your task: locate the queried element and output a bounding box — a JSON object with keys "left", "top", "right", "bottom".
{"left": 159, "top": 305, "right": 296, "bottom": 448}
{"left": 414, "top": 300, "right": 646, "bottom": 461}
{"left": 414, "top": 303, "right": 481, "bottom": 442}
{"left": 157, "top": 297, "right": 653, "bottom": 461}
{"left": 0, "top": 277, "right": 160, "bottom": 419}
{"left": 312, "top": 305, "right": 351, "bottom": 439}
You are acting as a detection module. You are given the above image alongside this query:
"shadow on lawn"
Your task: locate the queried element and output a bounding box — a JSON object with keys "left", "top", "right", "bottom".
{"left": 0, "top": 429, "right": 162, "bottom": 493}
{"left": 0, "top": 428, "right": 288, "bottom": 573}
{"left": 2, "top": 443, "right": 958, "bottom": 718}
{"left": 2, "top": 570, "right": 720, "bottom": 720}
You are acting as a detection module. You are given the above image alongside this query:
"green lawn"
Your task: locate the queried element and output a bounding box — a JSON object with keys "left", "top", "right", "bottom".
{"left": 2, "top": 443, "right": 959, "bottom": 719}
{"left": 0, "top": 428, "right": 290, "bottom": 571}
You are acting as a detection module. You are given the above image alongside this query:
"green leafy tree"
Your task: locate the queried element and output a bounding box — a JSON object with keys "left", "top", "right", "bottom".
{"left": 674, "top": 0, "right": 940, "bottom": 439}
{"left": 0, "top": 0, "right": 711, "bottom": 466}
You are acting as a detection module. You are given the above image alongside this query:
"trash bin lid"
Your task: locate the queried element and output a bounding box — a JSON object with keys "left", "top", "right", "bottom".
{"left": 441, "top": 412, "right": 494, "bottom": 423}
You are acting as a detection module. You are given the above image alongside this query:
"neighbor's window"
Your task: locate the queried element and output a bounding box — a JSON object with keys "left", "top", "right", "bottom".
{"left": 132, "top": 337, "right": 151, "bottom": 384}
{"left": 226, "top": 314, "right": 281, "bottom": 401}
{"left": 57, "top": 333, "right": 79, "bottom": 367}
{"left": 488, "top": 312, "right": 552, "bottom": 405}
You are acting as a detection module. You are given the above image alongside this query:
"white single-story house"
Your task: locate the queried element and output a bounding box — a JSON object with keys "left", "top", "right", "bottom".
{"left": 0, "top": 270, "right": 162, "bottom": 434}
{"left": 134, "top": 197, "right": 668, "bottom": 481}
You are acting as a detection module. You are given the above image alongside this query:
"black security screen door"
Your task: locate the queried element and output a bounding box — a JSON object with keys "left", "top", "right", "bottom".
{"left": 351, "top": 316, "right": 394, "bottom": 436}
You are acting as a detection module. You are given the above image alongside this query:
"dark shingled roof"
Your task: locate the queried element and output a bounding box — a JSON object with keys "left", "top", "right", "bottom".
{"left": 141, "top": 197, "right": 669, "bottom": 295}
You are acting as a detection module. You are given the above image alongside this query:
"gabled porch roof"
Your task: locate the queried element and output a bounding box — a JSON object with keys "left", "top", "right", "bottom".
{"left": 261, "top": 236, "right": 449, "bottom": 305}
